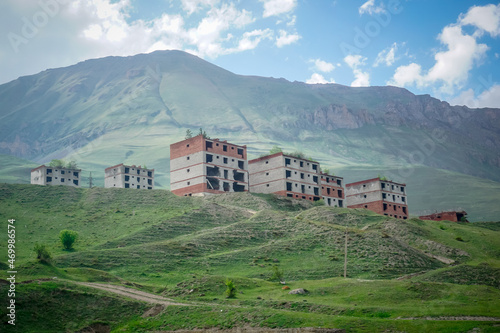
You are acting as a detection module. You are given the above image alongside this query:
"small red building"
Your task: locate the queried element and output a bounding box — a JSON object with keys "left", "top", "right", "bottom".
{"left": 419, "top": 211, "right": 468, "bottom": 222}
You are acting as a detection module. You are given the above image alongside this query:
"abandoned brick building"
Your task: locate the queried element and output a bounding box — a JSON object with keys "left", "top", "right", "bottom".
{"left": 345, "top": 178, "right": 408, "bottom": 219}
{"left": 31, "top": 165, "right": 81, "bottom": 187}
{"left": 104, "top": 164, "right": 154, "bottom": 189}
{"left": 170, "top": 135, "right": 248, "bottom": 196}
{"left": 419, "top": 210, "right": 468, "bottom": 222}
{"left": 248, "top": 152, "right": 344, "bottom": 206}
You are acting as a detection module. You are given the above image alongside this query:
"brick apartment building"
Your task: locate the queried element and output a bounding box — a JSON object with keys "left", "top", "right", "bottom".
{"left": 419, "top": 210, "right": 467, "bottom": 222}
{"left": 31, "top": 165, "right": 81, "bottom": 187}
{"left": 104, "top": 164, "right": 154, "bottom": 189}
{"left": 170, "top": 135, "right": 248, "bottom": 196}
{"left": 345, "top": 178, "right": 408, "bottom": 219}
{"left": 248, "top": 152, "right": 344, "bottom": 206}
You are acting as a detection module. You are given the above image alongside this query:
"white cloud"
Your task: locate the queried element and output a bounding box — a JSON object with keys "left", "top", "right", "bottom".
{"left": 450, "top": 84, "right": 500, "bottom": 108}
{"left": 306, "top": 73, "right": 335, "bottom": 84}
{"left": 180, "top": 0, "right": 219, "bottom": 15}
{"left": 311, "top": 58, "right": 335, "bottom": 73}
{"left": 359, "top": 0, "right": 384, "bottom": 16}
{"left": 260, "top": 0, "right": 297, "bottom": 18}
{"left": 275, "top": 29, "right": 300, "bottom": 47}
{"left": 344, "top": 55, "right": 370, "bottom": 87}
{"left": 459, "top": 3, "right": 500, "bottom": 37}
{"left": 388, "top": 5, "right": 492, "bottom": 94}
{"left": 374, "top": 42, "right": 398, "bottom": 67}
{"left": 234, "top": 29, "right": 273, "bottom": 52}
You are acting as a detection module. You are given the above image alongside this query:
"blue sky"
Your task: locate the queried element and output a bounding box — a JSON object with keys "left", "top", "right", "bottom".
{"left": 1, "top": 0, "right": 499, "bottom": 107}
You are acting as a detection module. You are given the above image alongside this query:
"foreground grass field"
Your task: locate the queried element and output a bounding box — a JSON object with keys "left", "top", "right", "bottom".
{"left": 0, "top": 184, "right": 499, "bottom": 332}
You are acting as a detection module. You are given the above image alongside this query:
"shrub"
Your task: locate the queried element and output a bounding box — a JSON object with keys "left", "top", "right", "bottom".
{"left": 270, "top": 265, "right": 284, "bottom": 282}
{"left": 59, "top": 230, "right": 78, "bottom": 250}
{"left": 313, "top": 198, "right": 325, "bottom": 207}
{"left": 456, "top": 236, "right": 464, "bottom": 242}
{"left": 224, "top": 279, "right": 236, "bottom": 298}
{"left": 33, "top": 244, "right": 51, "bottom": 263}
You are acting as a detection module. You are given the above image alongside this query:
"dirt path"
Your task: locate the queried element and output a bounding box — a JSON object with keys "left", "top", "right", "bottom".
{"left": 396, "top": 316, "right": 500, "bottom": 321}
{"left": 76, "top": 282, "right": 188, "bottom": 306}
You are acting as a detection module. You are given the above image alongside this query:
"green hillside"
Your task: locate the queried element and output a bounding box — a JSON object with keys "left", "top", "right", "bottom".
{"left": 0, "top": 184, "right": 499, "bottom": 332}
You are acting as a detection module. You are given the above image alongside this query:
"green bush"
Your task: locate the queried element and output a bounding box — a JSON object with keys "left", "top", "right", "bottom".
{"left": 59, "top": 230, "right": 79, "bottom": 250}
{"left": 224, "top": 279, "right": 236, "bottom": 298}
{"left": 270, "top": 265, "right": 284, "bottom": 282}
{"left": 33, "top": 244, "right": 51, "bottom": 263}
{"left": 313, "top": 198, "right": 325, "bottom": 207}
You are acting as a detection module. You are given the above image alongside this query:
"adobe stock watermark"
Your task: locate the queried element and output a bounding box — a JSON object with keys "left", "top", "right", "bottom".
{"left": 340, "top": 0, "right": 403, "bottom": 56}
{"left": 7, "top": 0, "right": 68, "bottom": 53}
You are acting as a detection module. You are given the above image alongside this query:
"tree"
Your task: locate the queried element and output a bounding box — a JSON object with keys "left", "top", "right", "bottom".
{"left": 269, "top": 145, "right": 283, "bottom": 155}
{"left": 59, "top": 230, "right": 78, "bottom": 250}
{"left": 49, "top": 159, "right": 65, "bottom": 168}
{"left": 224, "top": 278, "right": 236, "bottom": 298}
{"left": 270, "top": 265, "right": 284, "bottom": 283}
{"left": 185, "top": 129, "right": 193, "bottom": 139}
{"left": 198, "top": 128, "right": 209, "bottom": 139}
{"left": 33, "top": 244, "right": 51, "bottom": 263}
{"left": 378, "top": 174, "right": 388, "bottom": 181}
{"left": 66, "top": 160, "right": 78, "bottom": 169}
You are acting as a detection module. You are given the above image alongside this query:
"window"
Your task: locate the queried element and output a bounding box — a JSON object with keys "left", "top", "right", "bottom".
{"left": 137, "top": 169, "right": 140, "bottom": 175}
{"left": 402, "top": 197, "right": 406, "bottom": 202}
{"left": 287, "top": 193, "right": 293, "bottom": 197}
{"left": 401, "top": 187, "right": 405, "bottom": 192}
{"left": 313, "top": 176, "right": 318, "bottom": 183}
{"left": 300, "top": 161, "right": 304, "bottom": 167}
{"left": 337, "top": 179, "right": 341, "bottom": 186}
{"left": 125, "top": 167, "right": 129, "bottom": 173}
{"left": 73, "top": 180, "right": 78, "bottom": 186}
{"left": 224, "top": 170, "right": 228, "bottom": 179}
{"left": 187, "top": 169, "right": 190, "bottom": 173}
{"left": 285, "top": 158, "right": 291, "bottom": 165}
{"left": 266, "top": 172, "right": 269, "bottom": 176}
{"left": 381, "top": 183, "right": 385, "bottom": 189}
{"left": 265, "top": 161, "right": 269, "bottom": 164}
{"left": 206, "top": 141, "right": 213, "bottom": 149}
{"left": 313, "top": 187, "right": 319, "bottom": 195}
{"left": 148, "top": 171, "right": 152, "bottom": 177}
{"left": 223, "top": 157, "right": 228, "bottom": 164}
{"left": 187, "top": 182, "right": 190, "bottom": 185}
{"left": 266, "top": 184, "right": 270, "bottom": 187}
{"left": 392, "top": 185, "right": 394, "bottom": 190}
{"left": 338, "top": 200, "right": 343, "bottom": 208}
{"left": 238, "top": 161, "right": 244, "bottom": 169}
{"left": 137, "top": 185, "right": 140, "bottom": 189}
{"left": 125, "top": 183, "right": 130, "bottom": 188}
{"left": 61, "top": 170, "right": 65, "bottom": 174}
{"left": 338, "top": 190, "right": 342, "bottom": 197}
{"left": 286, "top": 182, "right": 292, "bottom": 191}
{"left": 312, "top": 164, "right": 317, "bottom": 170}
{"left": 383, "top": 203, "right": 388, "bottom": 211}
{"left": 300, "top": 173, "right": 304, "bottom": 179}
{"left": 125, "top": 175, "right": 130, "bottom": 181}
{"left": 403, "top": 207, "right": 407, "bottom": 214}
{"left": 392, "top": 195, "right": 396, "bottom": 201}
{"left": 61, "top": 178, "right": 65, "bottom": 182}
{"left": 137, "top": 178, "right": 140, "bottom": 183}
{"left": 223, "top": 145, "right": 227, "bottom": 152}
{"left": 382, "top": 193, "right": 386, "bottom": 199}
{"left": 148, "top": 179, "right": 152, "bottom": 185}
{"left": 237, "top": 148, "right": 244, "bottom": 156}
{"left": 327, "top": 188, "right": 331, "bottom": 195}
{"left": 206, "top": 154, "right": 213, "bottom": 163}
{"left": 394, "top": 205, "right": 397, "bottom": 211}
{"left": 187, "top": 144, "right": 190, "bottom": 147}
{"left": 301, "top": 185, "right": 305, "bottom": 194}
{"left": 187, "top": 156, "right": 190, "bottom": 160}
{"left": 47, "top": 168, "right": 52, "bottom": 174}
{"left": 363, "top": 195, "right": 367, "bottom": 198}
{"left": 46, "top": 176, "right": 52, "bottom": 182}
{"left": 327, "top": 198, "right": 331, "bottom": 205}
{"left": 73, "top": 172, "right": 79, "bottom": 177}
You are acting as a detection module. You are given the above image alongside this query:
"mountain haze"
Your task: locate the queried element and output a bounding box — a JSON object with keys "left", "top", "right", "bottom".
{"left": 0, "top": 50, "right": 499, "bottom": 220}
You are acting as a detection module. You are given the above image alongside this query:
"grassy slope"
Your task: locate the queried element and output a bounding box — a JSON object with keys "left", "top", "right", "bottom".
{"left": 0, "top": 184, "right": 499, "bottom": 332}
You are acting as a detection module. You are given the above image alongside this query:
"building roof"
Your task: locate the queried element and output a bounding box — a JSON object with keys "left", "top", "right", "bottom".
{"left": 346, "top": 177, "right": 406, "bottom": 187}
{"left": 105, "top": 163, "right": 155, "bottom": 171}
{"left": 31, "top": 164, "right": 82, "bottom": 172}
{"left": 248, "top": 152, "right": 319, "bottom": 165}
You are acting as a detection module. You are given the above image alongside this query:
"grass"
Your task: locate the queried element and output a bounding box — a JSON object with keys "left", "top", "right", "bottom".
{"left": 0, "top": 183, "right": 499, "bottom": 332}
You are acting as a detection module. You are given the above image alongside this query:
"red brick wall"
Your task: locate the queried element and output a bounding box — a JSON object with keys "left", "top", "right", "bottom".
{"left": 419, "top": 211, "right": 462, "bottom": 222}
{"left": 170, "top": 135, "right": 247, "bottom": 160}
{"left": 348, "top": 200, "right": 408, "bottom": 219}
{"left": 321, "top": 185, "right": 344, "bottom": 198}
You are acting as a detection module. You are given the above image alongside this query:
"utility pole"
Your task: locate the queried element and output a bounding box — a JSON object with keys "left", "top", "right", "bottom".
{"left": 344, "top": 227, "right": 348, "bottom": 278}
{"left": 88, "top": 172, "right": 93, "bottom": 188}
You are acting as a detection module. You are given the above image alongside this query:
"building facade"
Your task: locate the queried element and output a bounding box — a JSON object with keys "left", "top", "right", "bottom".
{"left": 419, "top": 210, "right": 468, "bottom": 222}
{"left": 31, "top": 165, "right": 81, "bottom": 187}
{"left": 104, "top": 164, "right": 154, "bottom": 189}
{"left": 248, "top": 152, "right": 344, "bottom": 206}
{"left": 170, "top": 135, "right": 248, "bottom": 196}
{"left": 345, "top": 178, "right": 408, "bottom": 219}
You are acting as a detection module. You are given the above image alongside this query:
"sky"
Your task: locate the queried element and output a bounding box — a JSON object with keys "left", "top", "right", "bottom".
{"left": 1, "top": 0, "right": 499, "bottom": 108}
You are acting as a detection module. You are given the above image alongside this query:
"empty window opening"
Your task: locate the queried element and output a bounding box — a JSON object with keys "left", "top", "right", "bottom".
{"left": 148, "top": 179, "right": 152, "bottom": 185}
{"left": 233, "top": 182, "right": 245, "bottom": 192}
{"left": 338, "top": 200, "right": 343, "bottom": 208}
{"left": 206, "top": 154, "right": 213, "bottom": 163}
{"left": 187, "top": 182, "right": 190, "bottom": 185}
{"left": 300, "top": 161, "right": 304, "bottom": 167}
{"left": 206, "top": 141, "right": 213, "bottom": 149}
{"left": 207, "top": 166, "right": 220, "bottom": 177}
{"left": 327, "top": 198, "right": 331, "bottom": 205}
{"left": 285, "top": 158, "right": 291, "bottom": 165}
{"left": 266, "top": 184, "right": 270, "bottom": 187}
{"left": 301, "top": 185, "right": 305, "bottom": 194}
{"left": 223, "top": 145, "right": 227, "bottom": 152}
{"left": 148, "top": 171, "right": 152, "bottom": 177}
{"left": 313, "top": 187, "right": 319, "bottom": 196}
{"left": 223, "top": 157, "right": 228, "bottom": 164}
{"left": 313, "top": 196, "right": 320, "bottom": 201}
{"left": 61, "top": 170, "right": 65, "bottom": 174}
{"left": 394, "top": 205, "right": 397, "bottom": 211}
{"left": 61, "top": 178, "right": 65, "bottom": 182}
{"left": 233, "top": 170, "right": 245, "bottom": 182}
{"left": 287, "top": 193, "right": 293, "bottom": 198}
{"left": 392, "top": 185, "right": 394, "bottom": 190}
{"left": 238, "top": 160, "right": 244, "bottom": 169}
{"left": 300, "top": 173, "right": 304, "bottom": 179}
{"left": 302, "top": 196, "right": 306, "bottom": 199}
{"left": 364, "top": 205, "right": 368, "bottom": 208}
{"left": 312, "top": 164, "right": 317, "bottom": 170}
{"left": 223, "top": 182, "right": 230, "bottom": 192}
{"left": 231, "top": 147, "right": 234, "bottom": 150}
{"left": 402, "top": 196, "right": 406, "bottom": 202}
{"left": 137, "top": 185, "right": 140, "bottom": 189}
{"left": 313, "top": 176, "right": 318, "bottom": 183}
{"left": 125, "top": 183, "right": 129, "bottom": 188}
{"left": 326, "top": 177, "right": 329, "bottom": 183}
{"left": 338, "top": 190, "right": 342, "bottom": 197}
{"left": 327, "top": 188, "right": 331, "bottom": 195}
{"left": 224, "top": 170, "right": 229, "bottom": 179}
{"left": 381, "top": 183, "right": 385, "bottom": 189}
{"left": 125, "top": 167, "right": 129, "bottom": 173}
{"left": 363, "top": 195, "right": 367, "bottom": 198}
{"left": 237, "top": 148, "right": 244, "bottom": 156}
{"left": 286, "top": 182, "right": 293, "bottom": 191}
{"left": 137, "top": 178, "right": 140, "bottom": 183}
{"left": 337, "top": 179, "right": 341, "bottom": 186}
{"left": 46, "top": 176, "right": 52, "bottom": 182}
{"left": 187, "top": 156, "right": 190, "bottom": 160}
{"left": 402, "top": 206, "right": 407, "bottom": 214}
{"left": 47, "top": 168, "right": 52, "bottom": 174}
{"left": 206, "top": 177, "right": 219, "bottom": 190}
{"left": 187, "top": 144, "right": 189, "bottom": 147}
{"left": 401, "top": 186, "right": 405, "bottom": 192}
{"left": 382, "top": 193, "right": 386, "bottom": 199}
{"left": 266, "top": 172, "right": 269, "bottom": 176}
{"left": 383, "top": 203, "right": 388, "bottom": 211}
{"left": 125, "top": 175, "right": 130, "bottom": 181}
{"left": 187, "top": 169, "right": 190, "bottom": 173}
{"left": 137, "top": 169, "right": 140, "bottom": 175}
{"left": 392, "top": 195, "right": 396, "bottom": 201}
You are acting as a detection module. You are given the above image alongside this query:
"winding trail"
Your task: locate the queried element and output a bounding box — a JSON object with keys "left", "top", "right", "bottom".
{"left": 76, "top": 282, "right": 188, "bottom": 306}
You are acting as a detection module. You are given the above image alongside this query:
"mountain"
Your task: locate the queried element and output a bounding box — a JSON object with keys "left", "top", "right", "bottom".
{"left": 0, "top": 50, "right": 499, "bottom": 220}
